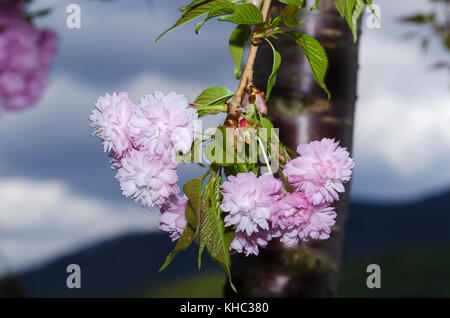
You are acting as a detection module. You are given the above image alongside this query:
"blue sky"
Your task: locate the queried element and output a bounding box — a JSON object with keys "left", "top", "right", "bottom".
{"left": 0, "top": 0, "right": 449, "bottom": 275}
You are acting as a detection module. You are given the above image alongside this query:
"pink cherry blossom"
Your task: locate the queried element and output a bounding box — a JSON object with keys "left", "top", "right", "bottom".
{"left": 159, "top": 194, "right": 188, "bottom": 241}
{"left": 130, "top": 91, "right": 198, "bottom": 159}
{"left": 271, "top": 192, "right": 337, "bottom": 246}
{"left": 298, "top": 206, "right": 336, "bottom": 241}
{"left": 283, "top": 138, "right": 354, "bottom": 205}
{"left": 89, "top": 92, "right": 135, "bottom": 158}
{"left": 221, "top": 172, "right": 282, "bottom": 236}
{"left": 229, "top": 230, "right": 274, "bottom": 256}
{"left": 115, "top": 149, "right": 179, "bottom": 209}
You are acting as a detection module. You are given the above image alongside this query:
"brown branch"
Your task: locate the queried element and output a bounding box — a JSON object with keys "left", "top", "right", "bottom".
{"left": 226, "top": 0, "right": 272, "bottom": 124}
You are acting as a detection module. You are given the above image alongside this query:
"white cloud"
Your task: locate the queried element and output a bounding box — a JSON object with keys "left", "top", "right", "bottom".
{"left": 0, "top": 177, "right": 160, "bottom": 277}
{"left": 352, "top": 8, "right": 450, "bottom": 201}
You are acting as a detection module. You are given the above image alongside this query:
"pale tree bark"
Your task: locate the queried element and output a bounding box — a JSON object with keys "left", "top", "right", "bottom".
{"left": 225, "top": 0, "right": 360, "bottom": 297}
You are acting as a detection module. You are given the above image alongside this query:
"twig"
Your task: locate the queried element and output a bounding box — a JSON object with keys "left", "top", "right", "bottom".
{"left": 226, "top": 0, "right": 272, "bottom": 123}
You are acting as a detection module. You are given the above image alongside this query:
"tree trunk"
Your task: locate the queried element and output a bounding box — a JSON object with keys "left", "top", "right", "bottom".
{"left": 224, "top": 0, "right": 360, "bottom": 297}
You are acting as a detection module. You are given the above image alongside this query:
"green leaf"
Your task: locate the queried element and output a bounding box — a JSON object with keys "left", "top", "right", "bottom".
{"left": 310, "top": 0, "right": 321, "bottom": 10}
{"left": 220, "top": 3, "right": 264, "bottom": 25}
{"left": 200, "top": 176, "right": 236, "bottom": 292}
{"left": 184, "top": 178, "right": 203, "bottom": 237}
{"left": 265, "top": 40, "right": 282, "bottom": 102}
{"left": 198, "top": 244, "right": 205, "bottom": 270}
{"left": 260, "top": 117, "right": 274, "bottom": 129}
{"left": 157, "top": 0, "right": 230, "bottom": 42}
{"left": 195, "top": 1, "right": 237, "bottom": 33}
{"left": 195, "top": 104, "right": 228, "bottom": 117}
{"left": 229, "top": 24, "right": 251, "bottom": 79}
{"left": 334, "top": 0, "right": 368, "bottom": 42}
{"left": 334, "top": 0, "right": 355, "bottom": 25}
{"left": 194, "top": 86, "right": 234, "bottom": 105}
{"left": 159, "top": 203, "right": 197, "bottom": 272}
{"left": 278, "top": 0, "right": 305, "bottom": 6}
{"left": 364, "top": 0, "right": 375, "bottom": 14}
{"left": 334, "top": 0, "right": 347, "bottom": 17}
{"left": 180, "top": 0, "right": 211, "bottom": 12}
{"left": 280, "top": 5, "right": 302, "bottom": 27}
{"left": 345, "top": 0, "right": 357, "bottom": 24}
{"left": 288, "top": 32, "right": 330, "bottom": 99}
{"left": 350, "top": 0, "right": 365, "bottom": 42}
{"left": 159, "top": 178, "right": 204, "bottom": 272}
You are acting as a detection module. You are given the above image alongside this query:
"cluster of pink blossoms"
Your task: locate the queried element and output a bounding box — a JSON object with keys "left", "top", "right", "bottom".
{"left": 89, "top": 91, "right": 198, "bottom": 240}
{"left": 221, "top": 138, "right": 354, "bottom": 256}
{"left": 90, "top": 90, "right": 354, "bottom": 253}
{"left": 0, "top": 0, "right": 58, "bottom": 111}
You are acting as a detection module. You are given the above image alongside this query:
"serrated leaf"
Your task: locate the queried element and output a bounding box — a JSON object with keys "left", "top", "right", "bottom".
{"left": 334, "top": 0, "right": 346, "bottom": 17}
{"left": 159, "top": 203, "right": 197, "bottom": 272}
{"left": 334, "top": 0, "right": 368, "bottom": 42}
{"left": 280, "top": 5, "right": 302, "bottom": 27}
{"left": 265, "top": 40, "right": 281, "bottom": 102}
{"left": 196, "top": 1, "right": 236, "bottom": 33}
{"left": 220, "top": 3, "right": 264, "bottom": 25}
{"left": 194, "top": 86, "right": 234, "bottom": 105}
{"left": 184, "top": 178, "right": 203, "bottom": 236}
{"left": 200, "top": 176, "right": 236, "bottom": 292}
{"left": 159, "top": 178, "right": 204, "bottom": 272}
{"left": 229, "top": 24, "right": 251, "bottom": 79}
{"left": 288, "top": 32, "right": 330, "bottom": 99}
{"left": 278, "top": 0, "right": 305, "bottom": 6}
{"left": 157, "top": 0, "right": 230, "bottom": 42}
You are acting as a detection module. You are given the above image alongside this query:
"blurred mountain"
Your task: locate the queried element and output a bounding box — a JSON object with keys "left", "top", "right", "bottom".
{"left": 1, "top": 190, "right": 449, "bottom": 297}
{"left": 3, "top": 233, "right": 220, "bottom": 298}
{"left": 343, "top": 189, "right": 450, "bottom": 255}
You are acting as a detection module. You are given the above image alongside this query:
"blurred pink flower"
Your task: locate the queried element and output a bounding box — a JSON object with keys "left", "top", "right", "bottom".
{"left": 283, "top": 138, "right": 354, "bottom": 205}
{"left": 115, "top": 149, "right": 179, "bottom": 209}
{"left": 0, "top": 1, "right": 58, "bottom": 111}
{"left": 221, "top": 172, "right": 282, "bottom": 236}
{"left": 159, "top": 194, "right": 188, "bottom": 241}
{"left": 89, "top": 92, "right": 136, "bottom": 158}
